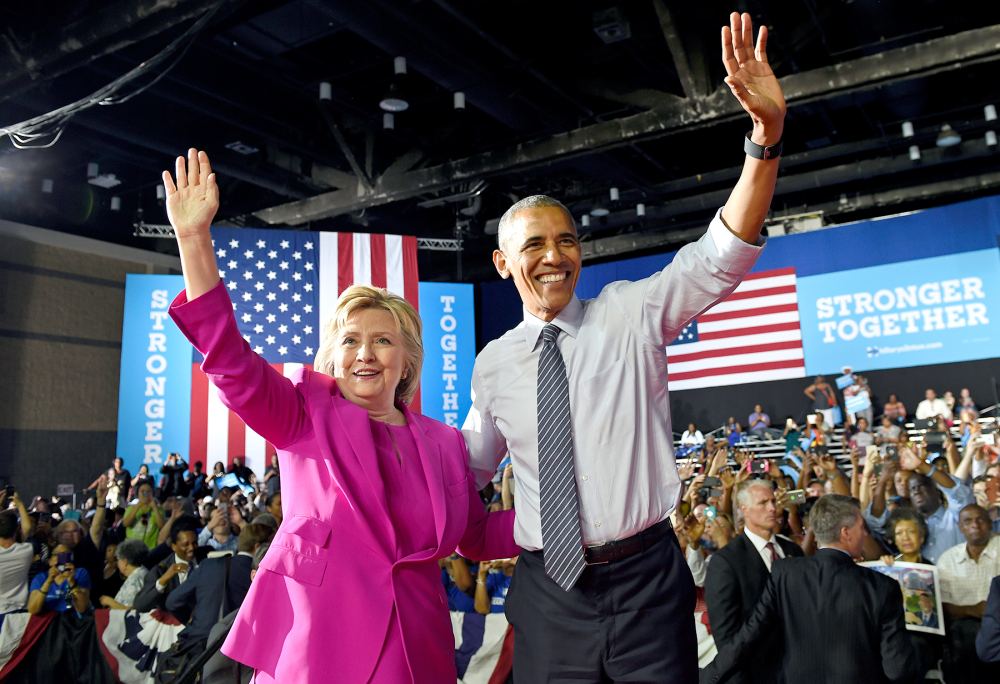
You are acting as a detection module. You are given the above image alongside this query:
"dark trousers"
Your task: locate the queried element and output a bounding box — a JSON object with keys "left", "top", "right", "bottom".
{"left": 944, "top": 617, "right": 1000, "bottom": 684}
{"left": 505, "top": 525, "right": 697, "bottom": 683}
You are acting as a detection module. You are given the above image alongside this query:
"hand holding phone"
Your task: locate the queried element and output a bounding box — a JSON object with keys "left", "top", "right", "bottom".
{"left": 785, "top": 489, "right": 807, "bottom": 505}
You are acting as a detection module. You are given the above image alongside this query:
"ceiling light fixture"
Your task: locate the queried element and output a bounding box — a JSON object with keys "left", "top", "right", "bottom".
{"left": 453, "top": 92, "right": 466, "bottom": 110}
{"left": 110, "top": 196, "right": 121, "bottom": 211}
{"left": 590, "top": 206, "right": 609, "bottom": 217}
{"left": 87, "top": 162, "right": 99, "bottom": 179}
{"left": 581, "top": 214, "right": 591, "bottom": 228}
{"left": 636, "top": 202, "right": 645, "bottom": 217}
{"left": 319, "top": 81, "right": 332, "bottom": 101}
{"left": 609, "top": 187, "right": 620, "bottom": 202}
{"left": 379, "top": 56, "right": 409, "bottom": 112}
{"left": 383, "top": 112, "right": 395, "bottom": 130}
{"left": 936, "top": 123, "right": 961, "bottom": 147}
{"left": 901, "top": 121, "right": 914, "bottom": 138}
{"left": 156, "top": 184, "right": 166, "bottom": 200}
{"left": 908, "top": 145, "right": 921, "bottom": 161}
{"left": 985, "top": 105, "right": 997, "bottom": 122}
{"left": 41, "top": 178, "right": 53, "bottom": 194}
{"left": 986, "top": 131, "right": 997, "bottom": 147}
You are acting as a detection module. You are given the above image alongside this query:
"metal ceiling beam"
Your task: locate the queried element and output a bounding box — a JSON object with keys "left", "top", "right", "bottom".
{"left": 581, "top": 168, "right": 1000, "bottom": 261}
{"left": 652, "top": 0, "right": 710, "bottom": 99}
{"left": 0, "top": 0, "right": 229, "bottom": 103}
{"left": 255, "top": 23, "right": 1000, "bottom": 225}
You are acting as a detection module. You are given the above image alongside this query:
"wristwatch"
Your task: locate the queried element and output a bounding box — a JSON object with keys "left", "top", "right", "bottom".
{"left": 744, "top": 132, "right": 783, "bottom": 160}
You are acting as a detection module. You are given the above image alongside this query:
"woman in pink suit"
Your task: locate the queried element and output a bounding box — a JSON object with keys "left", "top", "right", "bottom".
{"left": 162, "top": 149, "right": 518, "bottom": 683}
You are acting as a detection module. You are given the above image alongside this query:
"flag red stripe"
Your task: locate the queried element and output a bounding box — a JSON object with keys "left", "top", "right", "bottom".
{"left": 338, "top": 232, "right": 354, "bottom": 296}
{"left": 227, "top": 407, "right": 244, "bottom": 466}
{"left": 94, "top": 609, "right": 121, "bottom": 680}
{"left": 370, "top": 234, "right": 387, "bottom": 288}
{"left": 743, "top": 267, "right": 795, "bottom": 281}
{"left": 668, "top": 339, "right": 803, "bottom": 364}
{"left": 698, "top": 302, "right": 799, "bottom": 324}
{"left": 1, "top": 612, "right": 57, "bottom": 676}
{"left": 403, "top": 234, "right": 419, "bottom": 310}
{"left": 696, "top": 321, "right": 802, "bottom": 341}
{"left": 669, "top": 358, "right": 805, "bottom": 382}
{"left": 723, "top": 284, "right": 797, "bottom": 302}
{"left": 189, "top": 364, "right": 208, "bottom": 470}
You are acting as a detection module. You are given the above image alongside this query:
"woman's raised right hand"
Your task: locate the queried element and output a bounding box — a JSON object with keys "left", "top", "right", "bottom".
{"left": 163, "top": 148, "right": 220, "bottom": 239}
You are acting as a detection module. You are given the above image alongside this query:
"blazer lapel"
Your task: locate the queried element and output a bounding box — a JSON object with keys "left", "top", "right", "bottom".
{"left": 401, "top": 405, "right": 447, "bottom": 558}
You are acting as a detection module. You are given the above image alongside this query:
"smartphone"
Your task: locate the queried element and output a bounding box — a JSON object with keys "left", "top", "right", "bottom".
{"left": 885, "top": 445, "right": 899, "bottom": 460}
{"left": 703, "top": 476, "right": 722, "bottom": 487}
{"left": 785, "top": 489, "right": 807, "bottom": 504}
{"left": 704, "top": 505, "right": 718, "bottom": 520}
{"left": 56, "top": 551, "right": 74, "bottom": 571}
{"left": 750, "top": 459, "right": 769, "bottom": 475}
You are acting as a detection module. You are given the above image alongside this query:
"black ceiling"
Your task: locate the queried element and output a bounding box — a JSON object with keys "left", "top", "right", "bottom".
{"left": 3, "top": 0, "right": 1000, "bottom": 281}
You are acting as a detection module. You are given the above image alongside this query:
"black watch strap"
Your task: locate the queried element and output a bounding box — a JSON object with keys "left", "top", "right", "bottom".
{"left": 744, "top": 133, "right": 783, "bottom": 160}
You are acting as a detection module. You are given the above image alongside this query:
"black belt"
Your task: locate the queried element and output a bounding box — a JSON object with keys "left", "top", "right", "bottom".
{"left": 582, "top": 518, "right": 673, "bottom": 565}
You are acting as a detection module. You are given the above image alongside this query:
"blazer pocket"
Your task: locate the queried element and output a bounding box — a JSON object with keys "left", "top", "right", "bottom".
{"left": 283, "top": 514, "right": 332, "bottom": 551}
{"left": 260, "top": 546, "right": 327, "bottom": 587}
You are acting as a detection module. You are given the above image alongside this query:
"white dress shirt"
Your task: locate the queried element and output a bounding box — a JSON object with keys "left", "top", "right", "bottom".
{"left": 937, "top": 535, "right": 1000, "bottom": 605}
{"left": 743, "top": 528, "right": 785, "bottom": 573}
{"left": 156, "top": 553, "right": 191, "bottom": 592}
{"left": 915, "top": 398, "right": 952, "bottom": 421}
{"left": 463, "top": 210, "right": 764, "bottom": 550}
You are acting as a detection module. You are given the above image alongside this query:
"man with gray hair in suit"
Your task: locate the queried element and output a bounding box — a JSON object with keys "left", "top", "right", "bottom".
{"left": 701, "top": 495, "right": 919, "bottom": 683}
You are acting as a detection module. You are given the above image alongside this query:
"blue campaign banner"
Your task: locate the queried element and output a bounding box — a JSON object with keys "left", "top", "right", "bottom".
{"left": 116, "top": 274, "right": 191, "bottom": 477}
{"left": 797, "top": 249, "right": 1000, "bottom": 374}
{"left": 419, "top": 282, "right": 475, "bottom": 428}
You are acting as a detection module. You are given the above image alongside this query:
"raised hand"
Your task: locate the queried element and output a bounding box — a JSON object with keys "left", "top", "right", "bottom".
{"left": 898, "top": 447, "right": 923, "bottom": 472}
{"left": 721, "top": 12, "right": 786, "bottom": 140}
{"left": 162, "top": 148, "right": 220, "bottom": 239}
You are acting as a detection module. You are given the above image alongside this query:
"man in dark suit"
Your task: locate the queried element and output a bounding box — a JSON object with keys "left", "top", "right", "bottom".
{"left": 705, "top": 478, "right": 803, "bottom": 684}
{"left": 133, "top": 520, "right": 199, "bottom": 620}
{"left": 165, "top": 522, "right": 273, "bottom": 649}
{"left": 701, "top": 494, "right": 919, "bottom": 684}
{"left": 977, "top": 576, "right": 1000, "bottom": 663}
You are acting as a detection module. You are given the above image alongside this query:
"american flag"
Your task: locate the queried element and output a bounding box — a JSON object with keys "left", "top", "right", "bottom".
{"left": 189, "top": 226, "right": 419, "bottom": 477}
{"left": 666, "top": 267, "right": 806, "bottom": 390}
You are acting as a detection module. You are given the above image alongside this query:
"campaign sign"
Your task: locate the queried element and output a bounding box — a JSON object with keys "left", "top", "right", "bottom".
{"left": 797, "top": 249, "right": 999, "bottom": 374}
{"left": 419, "top": 282, "right": 475, "bottom": 428}
{"left": 116, "top": 274, "right": 191, "bottom": 476}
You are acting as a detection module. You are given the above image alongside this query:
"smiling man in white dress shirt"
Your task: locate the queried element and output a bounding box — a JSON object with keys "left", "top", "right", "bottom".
{"left": 461, "top": 12, "right": 786, "bottom": 683}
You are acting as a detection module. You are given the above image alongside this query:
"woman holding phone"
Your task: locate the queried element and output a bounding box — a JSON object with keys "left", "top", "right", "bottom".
{"left": 162, "top": 149, "right": 517, "bottom": 683}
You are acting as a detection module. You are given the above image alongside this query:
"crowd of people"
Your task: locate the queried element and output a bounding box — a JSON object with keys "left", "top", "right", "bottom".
{"left": 673, "top": 384, "right": 1000, "bottom": 683}
{"left": 0, "top": 452, "right": 281, "bottom": 682}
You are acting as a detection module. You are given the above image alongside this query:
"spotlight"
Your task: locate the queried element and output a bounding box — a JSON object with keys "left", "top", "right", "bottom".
{"left": 379, "top": 57, "right": 410, "bottom": 112}
{"left": 936, "top": 123, "right": 961, "bottom": 148}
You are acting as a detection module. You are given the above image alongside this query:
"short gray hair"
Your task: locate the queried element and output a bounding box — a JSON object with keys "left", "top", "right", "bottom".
{"left": 115, "top": 538, "right": 149, "bottom": 567}
{"left": 252, "top": 541, "right": 271, "bottom": 571}
{"left": 496, "top": 195, "right": 575, "bottom": 253}
{"left": 809, "top": 494, "right": 860, "bottom": 545}
{"left": 735, "top": 479, "right": 773, "bottom": 510}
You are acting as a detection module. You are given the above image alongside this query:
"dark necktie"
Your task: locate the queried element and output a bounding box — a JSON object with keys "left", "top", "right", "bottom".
{"left": 536, "top": 324, "right": 585, "bottom": 591}
{"left": 765, "top": 541, "right": 778, "bottom": 567}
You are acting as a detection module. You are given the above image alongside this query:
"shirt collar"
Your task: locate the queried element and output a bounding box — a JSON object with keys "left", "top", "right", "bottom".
{"left": 523, "top": 295, "right": 583, "bottom": 351}
{"left": 173, "top": 554, "right": 190, "bottom": 570}
{"left": 958, "top": 536, "right": 1000, "bottom": 563}
{"left": 744, "top": 527, "right": 775, "bottom": 552}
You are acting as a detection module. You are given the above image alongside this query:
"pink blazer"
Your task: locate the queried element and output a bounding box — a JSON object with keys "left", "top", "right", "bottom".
{"left": 170, "top": 283, "right": 518, "bottom": 683}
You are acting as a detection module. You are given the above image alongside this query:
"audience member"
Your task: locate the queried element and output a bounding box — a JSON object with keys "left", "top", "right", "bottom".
{"left": 875, "top": 415, "right": 902, "bottom": 445}
{"left": 27, "top": 543, "right": 92, "bottom": 616}
{"left": 916, "top": 388, "right": 953, "bottom": 422}
{"left": 167, "top": 522, "right": 274, "bottom": 650}
{"left": 123, "top": 481, "right": 164, "bottom": 549}
{"left": 129, "top": 464, "right": 154, "bottom": 501}
{"left": 198, "top": 506, "right": 239, "bottom": 552}
{"left": 265, "top": 493, "right": 283, "bottom": 526}
{"left": 880, "top": 507, "right": 930, "bottom": 565}
{"left": 0, "top": 496, "right": 33, "bottom": 626}
{"left": 681, "top": 423, "right": 706, "bottom": 446}
{"left": 262, "top": 455, "right": 281, "bottom": 498}
{"left": 936, "top": 504, "right": 1000, "bottom": 682}
{"left": 474, "top": 557, "right": 516, "bottom": 615}
{"left": 882, "top": 393, "right": 908, "bottom": 425}
{"left": 704, "top": 479, "right": 803, "bottom": 684}
{"left": 159, "top": 452, "right": 189, "bottom": 499}
{"left": 747, "top": 404, "right": 781, "bottom": 440}
{"left": 97, "top": 538, "right": 149, "bottom": 610}
{"left": 866, "top": 446, "right": 974, "bottom": 563}
{"left": 133, "top": 516, "right": 199, "bottom": 619}
{"left": 803, "top": 375, "right": 837, "bottom": 425}
{"left": 700, "top": 495, "right": 919, "bottom": 684}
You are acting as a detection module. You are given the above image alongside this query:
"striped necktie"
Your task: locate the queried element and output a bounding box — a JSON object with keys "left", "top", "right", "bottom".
{"left": 536, "top": 323, "right": 585, "bottom": 591}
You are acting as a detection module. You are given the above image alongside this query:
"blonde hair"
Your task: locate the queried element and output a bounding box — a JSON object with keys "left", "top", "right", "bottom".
{"left": 314, "top": 285, "right": 423, "bottom": 404}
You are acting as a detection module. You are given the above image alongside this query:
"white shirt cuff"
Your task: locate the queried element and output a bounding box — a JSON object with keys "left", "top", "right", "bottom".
{"left": 707, "top": 208, "right": 766, "bottom": 273}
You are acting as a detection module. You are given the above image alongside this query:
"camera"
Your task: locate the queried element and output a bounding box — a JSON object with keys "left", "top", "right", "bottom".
{"left": 56, "top": 551, "right": 73, "bottom": 572}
